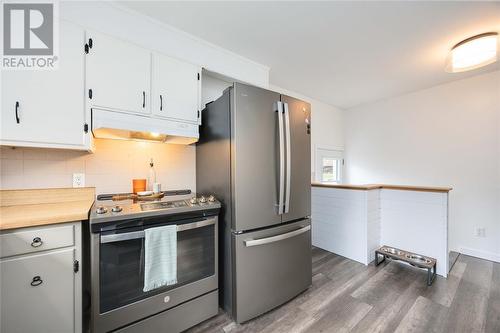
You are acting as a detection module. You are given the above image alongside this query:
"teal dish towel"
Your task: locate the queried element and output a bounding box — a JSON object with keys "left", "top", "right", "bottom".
{"left": 143, "top": 225, "right": 178, "bottom": 292}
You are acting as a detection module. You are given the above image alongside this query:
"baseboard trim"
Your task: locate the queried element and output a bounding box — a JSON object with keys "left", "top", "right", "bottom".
{"left": 460, "top": 247, "right": 500, "bottom": 264}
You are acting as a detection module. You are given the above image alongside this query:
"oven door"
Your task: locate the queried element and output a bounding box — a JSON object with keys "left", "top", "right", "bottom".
{"left": 90, "top": 216, "right": 218, "bottom": 333}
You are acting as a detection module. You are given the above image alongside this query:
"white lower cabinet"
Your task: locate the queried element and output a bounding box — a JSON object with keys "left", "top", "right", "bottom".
{"left": 0, "top": 223, "right": 82, "bottom": 333}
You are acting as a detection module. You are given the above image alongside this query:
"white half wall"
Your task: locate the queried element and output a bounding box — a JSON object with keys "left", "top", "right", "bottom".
{"left": 380, "top": 189, "right": 449, "bottom": 276}
{"left": 312, "top": 187, "right": 371, "bottom": 265}
{"left": 60, "top": 1, "right": 269, "bottom": 88}
{"left": 269, "top": 85, "right": 344, "bottom": 178}
{"left": 344, "top": 70, "right": 500, "bottom": 261}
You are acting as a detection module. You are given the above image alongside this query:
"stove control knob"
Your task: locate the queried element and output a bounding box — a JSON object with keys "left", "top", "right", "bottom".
{"left": 96, "top": 206, "right": 108, "bottom": 214}
{"left": 111, "top": 205, "right": 123, "bottom": 213}
{"left": 190, "top": 197, "right": 198, "bottom": 204}
{"left": 199, "top": 196, "right": 207, "bottom": 204}
{"left": 208, "top": 195, "right": 216, "bottom": 202}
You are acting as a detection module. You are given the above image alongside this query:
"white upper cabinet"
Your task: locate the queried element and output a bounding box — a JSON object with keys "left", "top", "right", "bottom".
{"left": 86, "top": 30, "right": 151, "bottom": 115}
{"left": 1, "top": 21, "right": 87, "bottom": 150}
{"left": 152, "top": 53, "right": 201, "bottom": 124}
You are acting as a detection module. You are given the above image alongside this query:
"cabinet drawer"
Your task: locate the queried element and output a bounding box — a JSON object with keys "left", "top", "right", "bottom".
{"left": 0, "top": 225, "right": 74, "bottom": 258}
{"left": 1, "top": 249, "right": 75, "bottom": 333}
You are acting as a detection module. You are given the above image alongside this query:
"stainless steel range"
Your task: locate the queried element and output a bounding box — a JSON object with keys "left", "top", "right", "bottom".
{"left": 85, "top": 191, "right": 220, "bottom": 333}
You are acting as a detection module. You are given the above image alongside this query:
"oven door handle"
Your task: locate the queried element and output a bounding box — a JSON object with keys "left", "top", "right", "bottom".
{"left": 100, "top": 218, "right": 216, "bottom": 244}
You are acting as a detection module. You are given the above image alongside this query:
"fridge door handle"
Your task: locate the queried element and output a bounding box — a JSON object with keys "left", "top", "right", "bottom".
{"left": 275, "top": 101, "right": 285, "bottom": 215}
{"left": 283, "top": 102, "right": 291, "bottom": 214}
{"left": 244, "top": 225, "right": 311, "bottom": 247}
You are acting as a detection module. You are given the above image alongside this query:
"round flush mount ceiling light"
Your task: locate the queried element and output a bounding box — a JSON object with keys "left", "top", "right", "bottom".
{"left": 445, "top": 32, "right": 498, "bottom": 73}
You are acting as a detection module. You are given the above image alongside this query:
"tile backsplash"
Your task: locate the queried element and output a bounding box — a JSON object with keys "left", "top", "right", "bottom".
{"left": 0, "top": 139, "right": 196, "bottom": 195}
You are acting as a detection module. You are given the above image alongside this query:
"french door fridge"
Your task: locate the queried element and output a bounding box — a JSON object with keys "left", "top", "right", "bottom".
{"left": 197, "top": 83, "right": 311, "bottom": 323}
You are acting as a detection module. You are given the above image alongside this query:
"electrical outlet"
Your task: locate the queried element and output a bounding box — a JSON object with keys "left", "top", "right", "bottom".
{"left": 73, "top": 173, "right": 85, "bottom": 188}
{"left": 475, "top": 227, "right": 486, "bottom": 238}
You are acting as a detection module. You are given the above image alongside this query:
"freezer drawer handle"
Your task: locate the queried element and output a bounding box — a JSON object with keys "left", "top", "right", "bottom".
{"left": 100, "top": 218, "right": 216, "bottom": 243}
{"left": 244, "top": 225, "right": 310, "bottom": 247}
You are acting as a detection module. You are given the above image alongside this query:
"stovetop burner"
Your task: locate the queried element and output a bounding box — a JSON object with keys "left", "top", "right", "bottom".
{"left": 140, "top": 200, "right": 188, "bottom": 211}
{"left": 89, "top": 189, "right": 221, "bottom": 225}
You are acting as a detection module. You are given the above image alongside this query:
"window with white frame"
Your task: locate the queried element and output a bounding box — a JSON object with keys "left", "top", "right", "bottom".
{"left": 315, "top": 148, "right": 343, "bottom": 183}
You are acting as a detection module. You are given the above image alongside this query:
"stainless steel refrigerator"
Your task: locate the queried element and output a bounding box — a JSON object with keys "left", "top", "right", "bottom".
{"left": 196, "top": 83, "right": 312, "bottom": 323}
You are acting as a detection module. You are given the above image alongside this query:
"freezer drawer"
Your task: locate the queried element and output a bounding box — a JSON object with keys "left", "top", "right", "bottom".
{"left": 233, "top": 219, "right": 312, "bottom": 323}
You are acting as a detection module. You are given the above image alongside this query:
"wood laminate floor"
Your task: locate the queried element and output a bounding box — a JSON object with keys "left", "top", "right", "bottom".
{"left": 187, "top": 247, "right": 500, "bottom": 333}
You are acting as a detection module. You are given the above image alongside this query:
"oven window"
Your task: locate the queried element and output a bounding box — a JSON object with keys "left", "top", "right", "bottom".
{"left": 99, "top": 224, "right": 215, "bottom": 313}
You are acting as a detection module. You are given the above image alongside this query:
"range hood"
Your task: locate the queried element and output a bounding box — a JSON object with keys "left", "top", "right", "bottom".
{"left": 91, "top": 108, "right": 199, "bottom": 145}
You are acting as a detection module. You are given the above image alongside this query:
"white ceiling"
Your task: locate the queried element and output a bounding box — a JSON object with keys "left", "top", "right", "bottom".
{"left": 120, "top": 1, "right": 500, "bottom": 109}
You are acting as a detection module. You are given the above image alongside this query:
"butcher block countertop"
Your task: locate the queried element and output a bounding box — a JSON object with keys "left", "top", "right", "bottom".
{"left": 0, "top": 187, "right": 95, "bottom": 231}
{"left": 311, "top": 183, "right": 452, "bottom": 193}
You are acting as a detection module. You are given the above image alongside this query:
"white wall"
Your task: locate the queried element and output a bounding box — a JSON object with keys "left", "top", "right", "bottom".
{"left": 344, "top": 70, "right": 500, "bottom": 262}
{"left": 201, "top": 80, "right": 345, "bottom": 178}
{"left": 201, "top": 75, "right": 232, "bottom": 109}
{"left": 60, "top": 1, "right": 269, "bottom": 88}
{"left": 269, "top": 85, "right": 344, "bottom": 178}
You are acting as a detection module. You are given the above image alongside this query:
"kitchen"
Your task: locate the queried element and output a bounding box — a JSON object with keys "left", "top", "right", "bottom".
{"left": 1, "top": 1, "right": 499, "bottom": 333}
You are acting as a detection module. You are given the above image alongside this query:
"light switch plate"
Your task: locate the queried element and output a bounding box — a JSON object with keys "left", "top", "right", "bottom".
{"left": 73, "top": 173, "right": 85, "bottom": 188}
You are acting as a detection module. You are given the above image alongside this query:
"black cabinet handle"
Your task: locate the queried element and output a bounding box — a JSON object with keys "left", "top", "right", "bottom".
{"left": 15, "top": 101, "right": 20, "bottom": 123}
{"left": 30, "top": 276, "right": 43, "bottom": 287}
{"left": 142, "top": 91, "right": 145, "bottom": 108}
{"left": 160, "top": 95, "right": 163, "bottom": 111}
{"left": 31, "top": 237, "right": 43, "bottom": 247}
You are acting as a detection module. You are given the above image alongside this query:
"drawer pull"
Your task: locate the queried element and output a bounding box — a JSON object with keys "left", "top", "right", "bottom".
{"left": 30, "top": 276, "right": 43, "bottom": 287}
{"left": 31, "top": 237, "right": 43, "bottom": 247}
{"left": 15, "top": 101, "right": 20, "bottom": 123}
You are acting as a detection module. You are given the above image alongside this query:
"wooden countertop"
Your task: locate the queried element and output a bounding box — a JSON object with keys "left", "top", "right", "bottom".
{"left": 311, "top": 183, "right": 452, "bottom": 193}
{"left": 0, "top": 187, "right": 95, "bottom": 231}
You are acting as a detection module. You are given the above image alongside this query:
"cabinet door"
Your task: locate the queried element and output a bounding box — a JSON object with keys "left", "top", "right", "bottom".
{"left": 152, "top": 53, "right": 200, "bottom": 123}
{"left": 0, "top": 249, "right": 75, "bottom": 333}
{"left": 1, "top": 21, "right": 86, "bottom": 149}
{"left": 86, "top": 30, "right": 151, "bottom": 114}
